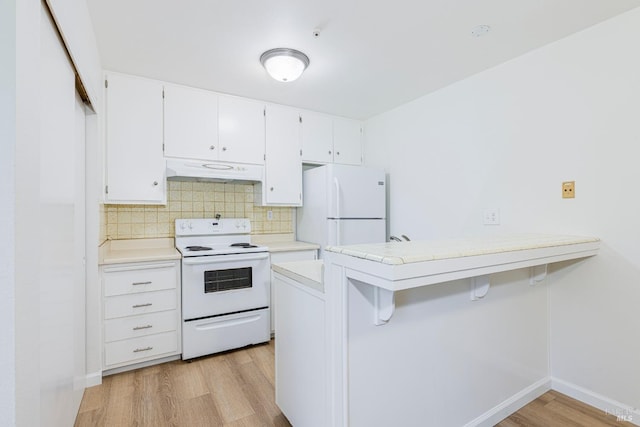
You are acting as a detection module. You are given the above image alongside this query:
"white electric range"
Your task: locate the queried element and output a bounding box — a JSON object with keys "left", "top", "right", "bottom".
{"left": 175, "top": 218, "right": 271, "bottom": 360}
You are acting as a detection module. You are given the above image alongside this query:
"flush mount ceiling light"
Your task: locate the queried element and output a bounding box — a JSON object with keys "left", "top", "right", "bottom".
{"left": 260, "top": 48, "right": 310, "bottom": 82}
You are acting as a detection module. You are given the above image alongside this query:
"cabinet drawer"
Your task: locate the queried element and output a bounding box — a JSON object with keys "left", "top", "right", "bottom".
{"left": 104, "top": 331, "right": 178, "bottom": 367}
{"left": 104, "top": 289, "right": 177, "bottom": 319}
{"left": 104, "top": 310, "right": 178, "bottom": 343}
{"left": 103, "top": 263, "right": 177, "bottom": 297}
{"left": 271, "top": 250, "right": 317, "bottom": 264}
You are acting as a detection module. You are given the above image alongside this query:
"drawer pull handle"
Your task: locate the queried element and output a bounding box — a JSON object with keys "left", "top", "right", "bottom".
{"left": 132, "top": 303, "right": 152, "bottom": 308}
{"left": 133, "top": 324, "right": 153, "bottom": 331}
{"left": 133, "top": 346, "right": 153, "bottom": 353}
{"left": 132, "top": 281, "right": 152, "bottom": 286}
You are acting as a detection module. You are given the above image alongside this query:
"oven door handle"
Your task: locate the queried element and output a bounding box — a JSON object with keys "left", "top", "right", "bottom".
{"left": 182, "top": 252, "right": 269, "bottom": 265}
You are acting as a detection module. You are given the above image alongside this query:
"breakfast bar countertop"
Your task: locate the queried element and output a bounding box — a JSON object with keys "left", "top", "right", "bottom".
{"left": 325, "top": 233, "right": 600, "bottom": 291}
{"left": 326, "top": 233, "right": 600, "bottom": 265}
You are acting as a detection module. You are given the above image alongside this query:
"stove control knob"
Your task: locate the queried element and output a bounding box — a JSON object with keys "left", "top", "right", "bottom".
{"left": 188, "top": 222, "right": 193, "bottom": 230}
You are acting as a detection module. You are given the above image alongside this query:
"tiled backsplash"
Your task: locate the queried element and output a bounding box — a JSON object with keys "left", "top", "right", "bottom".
{"left": 103, "top": 181, "right": 294, "bottom": 240}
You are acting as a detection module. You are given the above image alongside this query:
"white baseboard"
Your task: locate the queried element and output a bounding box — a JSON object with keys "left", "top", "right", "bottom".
{"left": 464, "top": 377, "right": 551, "bottom": 427}
{"left": 85, "top": 371, "right": 102, "bottom": 388}
{"left": 551, "top": 377, "right": 640, "bottom": 426}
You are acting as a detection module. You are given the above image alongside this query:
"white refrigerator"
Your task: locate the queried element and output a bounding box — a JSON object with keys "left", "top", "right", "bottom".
{"left": 297, "top": 164, "right": 386, "bottom": 256}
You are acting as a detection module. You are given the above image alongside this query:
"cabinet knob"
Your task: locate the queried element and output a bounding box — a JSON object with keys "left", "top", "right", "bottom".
{"left": 153, "top": 181, "right": 158, "bottom": 186}
{"left": 328, "top": 150, "right": 332, "bottom": 155}
{"left": 222, "top": 146, "right": 227, "bottom": 151}
{"left": 336, "top": 151, "right": 340, "bottom": 156}
{"left": 270, "top": 187, "right": 274, "bottom": 191}
{"left": 209, "top": 145, "right": 215, "bottom": 150}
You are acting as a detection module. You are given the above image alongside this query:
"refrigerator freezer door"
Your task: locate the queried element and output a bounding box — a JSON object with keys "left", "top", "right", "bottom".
{"left": 327, "top": 219, "right": 386, "bottom": 247}
{"left": 326, "top": 165, "right": 385, "bottom": 219}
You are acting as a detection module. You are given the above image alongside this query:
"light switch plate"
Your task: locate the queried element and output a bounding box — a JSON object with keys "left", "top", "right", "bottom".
{"left": 483, "top": 209, "right": 500, "bottom": 225}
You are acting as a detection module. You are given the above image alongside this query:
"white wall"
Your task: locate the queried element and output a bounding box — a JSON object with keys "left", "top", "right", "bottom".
{"left": 0, "top": 0, "right": 17, "bottom": 424}
{"left": 347, "top": 271, "right": 549, "bottom": 426}
{"left": 365, "top": 6, "right": 640, "bottom": 413}
{"left": 7, "top": 1, "right": 102, "bottom": 425}
{"left": 85, "top": 112, "right": 103, "bottom": 385}
{"left": 14, "top": 0, "right": 43, "bottom": 424}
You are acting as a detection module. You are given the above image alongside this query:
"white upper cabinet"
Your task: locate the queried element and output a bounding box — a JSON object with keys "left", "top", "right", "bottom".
{"left": 105, "top": 72, "right": 166, "bottom": 204}
{"left": 300, "top": 111, "right": 363, "bottom": 166}
{"left": 300, "top": 111, "right": 333, "bottom": 164}
{"left": 163, "top": 83, "right": 218, "bottom": 161}
{"left": 164, "top": 89, "right": 264, "bottom": 165}
{"left": 256, "top": 104, "right": 302, "bottom": 206}
{"left": 218, "top": 95, "right": 265, "bottom": 165}
{"left": 332, "top": 117, "right": 363, "bottom": 165}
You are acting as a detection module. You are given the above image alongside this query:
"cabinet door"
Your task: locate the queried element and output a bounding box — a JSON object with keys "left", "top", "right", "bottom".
{"left": 164, "top": 84, "right": 218, "bottom": 161}
{"left": 218, "top": 95, "right": 265, "bottom": 165}
{"left": 105, "top": 73, "right": 166, "bottom": 204}
{"left": 301, "top": 111, "right": 333, "bottom": 164}
{"left": 264, "top": 105, "right": 302, "bottom": 205}
{"left": 333, "top": 117, "right": 363, "bottom": 165}
{"left": 270, "top": 249, "right": 318, "bottom": 333}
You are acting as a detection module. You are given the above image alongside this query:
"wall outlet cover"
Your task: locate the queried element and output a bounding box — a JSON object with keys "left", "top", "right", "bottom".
{"left": 562, "top": 181, "right": 575, "bottom": 199}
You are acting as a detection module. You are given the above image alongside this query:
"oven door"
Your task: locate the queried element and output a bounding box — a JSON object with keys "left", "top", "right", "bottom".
{"left": 181, "top": 252, "right": 270, "bottom": 320}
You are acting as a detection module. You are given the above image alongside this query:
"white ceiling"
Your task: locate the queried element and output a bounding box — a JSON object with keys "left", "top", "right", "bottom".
{"left": 87, "top": 0, "right": 640, "bottom": 120}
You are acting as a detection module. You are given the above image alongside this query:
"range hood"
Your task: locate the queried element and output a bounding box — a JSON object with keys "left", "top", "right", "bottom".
{"left": 166, "top": 159, "right": 264, "bottom": 183}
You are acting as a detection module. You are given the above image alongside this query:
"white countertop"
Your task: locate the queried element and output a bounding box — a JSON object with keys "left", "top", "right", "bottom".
{"left": 99, "top": 234, "right": 319, "bottom": 265}
{"left": 325, "top": 233, "right": 600, "bottom": 291}
{"left": 272, "top": 260, "right": 324, "bottom": 293}
{"left": 251, "top": 233, "right": 320, "bottom": 253}
{"left": 326, "top": 233, "right": 599, "bottom": 265}
{"left": 99, "top": 238, "right": 181, "bottom": 265}
{"left": 262, "top": 241, "right": 320, "bottom": 252}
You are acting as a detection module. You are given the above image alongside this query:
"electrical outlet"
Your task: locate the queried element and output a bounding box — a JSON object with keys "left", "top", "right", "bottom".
{"left": 562, "top": 181, "right": 575, "bottom": 199}
{"left": 483, "top": 209, "right": 500, "bottom": 225}
{"left": 267, "top": 210, "right": 273, "bottom": 220}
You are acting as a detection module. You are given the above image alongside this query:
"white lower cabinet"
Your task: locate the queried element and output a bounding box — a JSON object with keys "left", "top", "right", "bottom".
{"left": 101, "top": 260, "right": 181, "bottom": 372}
{"left": 105, "top": 331, "right": 179, "bottom": 367}
{"left": 270, "top": 249, "right": 318, "bottom": 333}
{"left": 273, "top": 268, "right": 326, "bottom": 427}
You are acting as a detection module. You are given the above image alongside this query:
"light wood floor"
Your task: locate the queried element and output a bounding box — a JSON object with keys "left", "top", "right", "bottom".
{"left": 497, "top": 389, "right": 633, "bottom": 427}
{"left": 75, "top": 340, "right": 290, "bottom": 427}
{"left": 76, "top": 341, "right": 631, "bottom": 426}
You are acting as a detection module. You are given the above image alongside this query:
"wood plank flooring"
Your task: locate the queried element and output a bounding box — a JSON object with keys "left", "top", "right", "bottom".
{"left": 75, "top": 340, "right": 291, "bottom": 427}
{"left": 76, "top": 340, "right": 631, "bottom": 426}
{"left": 496, "top": 390, "right": 633, "bottom": 427}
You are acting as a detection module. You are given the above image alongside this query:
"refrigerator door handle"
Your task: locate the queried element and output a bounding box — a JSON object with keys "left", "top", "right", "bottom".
{"left": 334, "top": 177, "right": 341, "bottom": 245}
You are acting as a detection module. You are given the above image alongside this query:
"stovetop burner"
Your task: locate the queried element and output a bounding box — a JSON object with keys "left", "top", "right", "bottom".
{"left": 230, "top": 243, "right": 258, "bottom": 248}
{"left": 185, "top": 246, "right": 213, "bottom": 251}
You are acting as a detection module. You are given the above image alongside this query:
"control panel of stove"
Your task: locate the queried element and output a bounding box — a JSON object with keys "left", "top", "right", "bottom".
{"left": 175, "top": 218, "right": 251, "bottom": 236}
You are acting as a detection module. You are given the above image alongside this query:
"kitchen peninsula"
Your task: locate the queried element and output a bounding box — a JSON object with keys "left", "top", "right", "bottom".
{"left": 274, "top": 234, "right": 599, "bottom": 427}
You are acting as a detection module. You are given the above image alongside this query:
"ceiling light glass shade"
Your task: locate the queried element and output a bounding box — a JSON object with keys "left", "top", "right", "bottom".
{"left": 260, "top": 48, "right": 310, "bottom": 82}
